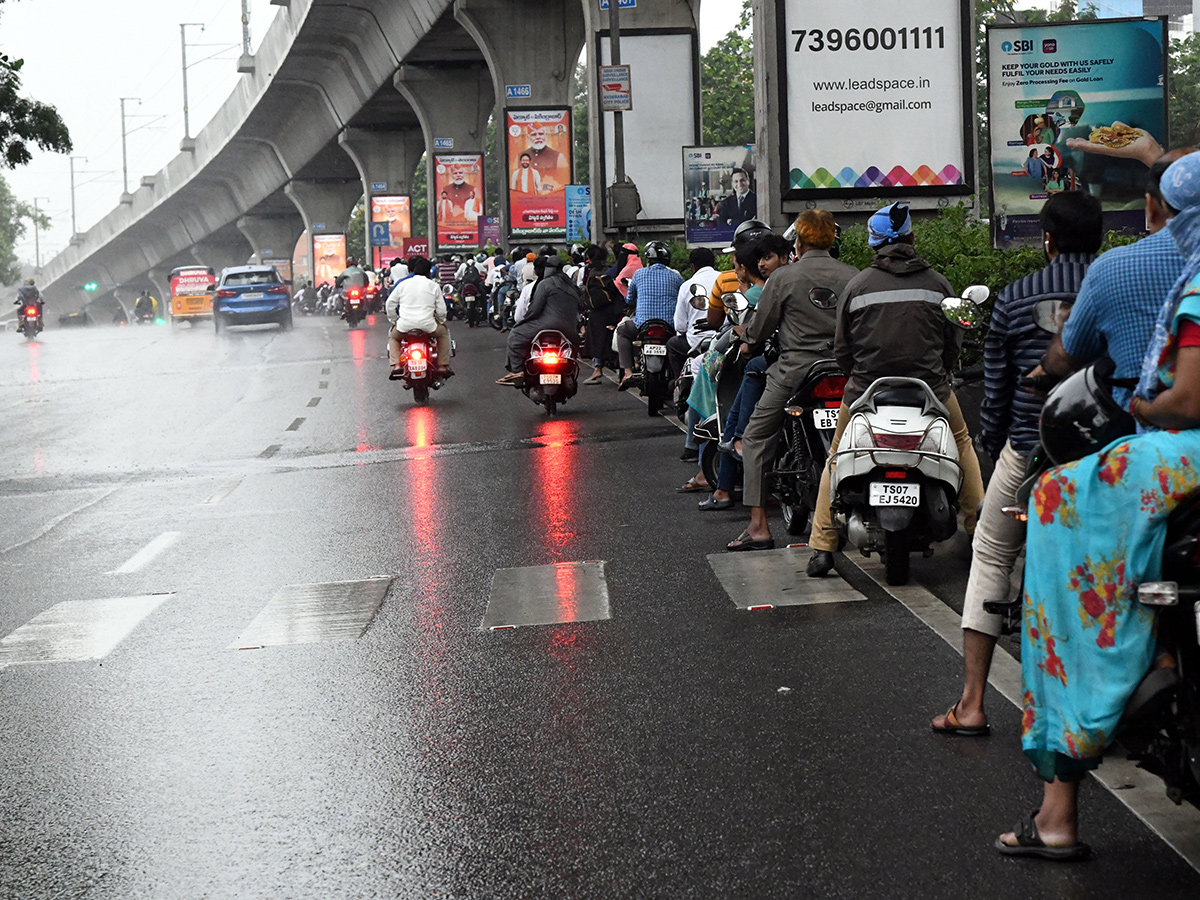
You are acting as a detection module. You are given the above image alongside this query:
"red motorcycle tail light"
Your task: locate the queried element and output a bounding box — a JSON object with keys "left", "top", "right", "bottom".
{"left": 542, "top": 351, "right": 560, "bottom": 364}
{"left": 812, "top": 376, "right": 847, "bottom": 400}
{"left": 410, "top": 347, "right": 423, "bottom": 360}
{"left": 24, "top": 306, "right": 38, "bottom": 317}
{"left": 349, "top": 288, "right": 362, "bottom": 300}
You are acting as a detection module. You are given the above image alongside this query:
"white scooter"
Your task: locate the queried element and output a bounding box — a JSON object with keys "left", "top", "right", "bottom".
{"left": 829, "top": 286, "right": 988, "bottom": 585}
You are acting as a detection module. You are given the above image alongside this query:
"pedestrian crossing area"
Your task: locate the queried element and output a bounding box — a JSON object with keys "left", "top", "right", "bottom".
{"left": 0, "top": 552, "right": 868, "bottom": 670}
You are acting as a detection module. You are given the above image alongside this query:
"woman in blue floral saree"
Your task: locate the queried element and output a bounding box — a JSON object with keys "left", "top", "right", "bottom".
{"left": 999, "top": 152, "right": 1200, "bottom": 860}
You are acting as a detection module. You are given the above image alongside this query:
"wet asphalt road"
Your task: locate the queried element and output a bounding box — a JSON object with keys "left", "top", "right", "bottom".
{"left": 1, "top": 315, "right": 1198, "bottom": 899}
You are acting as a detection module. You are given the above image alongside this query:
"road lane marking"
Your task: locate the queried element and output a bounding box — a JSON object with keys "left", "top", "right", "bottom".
{"left": 321, "top": 367, "right": 330, "bottom": 374}
{"left": 708, "top": 547, "right": 865, "bottom": 609}
{"left": 307, "top": 397, "right": 321, "bottom": 407}
{"left": 1, "top": 488, "right": 117, "bottom": 556}
{"left": 260, "top": 444, "right": 281, "bottom": 458}
{"left": 201, "top": 479, "right": 242, "bottom": 506}
{"left": 481, "top": 561, "right": 610, "bottom": 630}
{"left": 0, "top": 594, "right": 172, "bottom": 666}
{"left": 108, "top": 532, "right": 182, "bottom": 575}
{"left": 228, "top": 577, "right": 394, "bottom": 649}
{"left": 318, "top": 381, "right": 328, "bottom": 389}
{"left": 286, "top": 417, "right": 305, "bottom": 431}
{"left": 850, "top": 551, "right": 1200, "bottom": 872}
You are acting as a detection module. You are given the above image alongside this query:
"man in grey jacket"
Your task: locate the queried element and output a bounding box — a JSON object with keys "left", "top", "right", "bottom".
{"left": 806, "top": 203, "right": 985, "bottom": 576}
{"left": 727, "top": 210, "right": 860, "bottom": 551}
{"left": 498, "top": 255, "right": 582, "bottom": 385}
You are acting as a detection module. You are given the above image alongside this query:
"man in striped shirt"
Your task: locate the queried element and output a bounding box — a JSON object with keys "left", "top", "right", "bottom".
{"left": 931, "top": 191, "right": 1103, "bottom": 737}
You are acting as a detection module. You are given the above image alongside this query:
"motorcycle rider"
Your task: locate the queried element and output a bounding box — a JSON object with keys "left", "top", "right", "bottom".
{"left": 805, "top": 202, "right": 986, "bottom": 576}
{"left": 386, "top": 256, "right": 452, "bottom": 379}
{"left": 615, "top": 240, "right": 684, "bottom": 391}
{"left": 336, "top": 257, "right": 368, "bottom": 290}
{"left": 14, "top": 278, "right": 42, "bottom": 312}
{"left": 135, "top": 290, "right": 156, "bottom": 322}
{"left": 724, "top": 210, "right": 860, "bottom": 551}
{"left": 497, "top": 255, "right": 581, "bottom": 386}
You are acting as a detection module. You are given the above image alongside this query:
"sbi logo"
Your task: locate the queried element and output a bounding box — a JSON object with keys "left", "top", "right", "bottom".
{"left": 1001, "top": 39, "right": 1034, "bottom": 53}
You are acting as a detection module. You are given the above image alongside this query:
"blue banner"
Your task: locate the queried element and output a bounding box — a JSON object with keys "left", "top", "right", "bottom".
{"left": 566, "top": 185, "right": 591, "bottom": 243}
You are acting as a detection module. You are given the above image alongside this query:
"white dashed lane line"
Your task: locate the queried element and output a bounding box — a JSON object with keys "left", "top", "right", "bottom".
{"left": 107, "top": 531, "right": 182, "bottom": 575}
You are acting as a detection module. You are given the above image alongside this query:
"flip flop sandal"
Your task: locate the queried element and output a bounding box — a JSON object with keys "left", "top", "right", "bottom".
{"left": 995, "top": 810, "right": 1091, "bottom": 861}
{"left": 584, "top": 373, "right": 604, "bottom": 384}
{"left": 727, "top": 530, "right": 776, "bottom": 552}
{"left": 932, "top": 702, "right": 990, "bottom": 737}
{"left": 676, "top": 478, "right": 709, "bottom": 493}
{"left": 698, "top": 496, "right": 735, "bottom": 511}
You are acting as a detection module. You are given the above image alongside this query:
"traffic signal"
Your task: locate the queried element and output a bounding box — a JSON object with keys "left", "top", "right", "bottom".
{"left": 83, "top": 281, "right": 98, "bottom": 291}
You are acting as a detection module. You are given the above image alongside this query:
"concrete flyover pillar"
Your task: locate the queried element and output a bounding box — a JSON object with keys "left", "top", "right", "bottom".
{"left": 190, "top": 236, "right": 253, "bottom": 274}
{"left": 393, "top": 65, "right": 493, "bottom": 258}
{"left": 236, "top": 214, "right": 306, "bottom": 268}
{"left": 147, "top": 269, "right": 172, "bottom": 313}
{"left": 285, "top": 178, "right": 364, "bottom": 281}
{"left": 339, "top": 127, "right": 427, "bottom": 264}
{"left": 455, "top": 0, "right": 586, "bottom": 246}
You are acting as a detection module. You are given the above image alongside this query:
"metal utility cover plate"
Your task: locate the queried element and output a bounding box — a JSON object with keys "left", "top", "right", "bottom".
{"left": 0, "top": 594, "right": 172, "bottom": 666}
{"left": 481, "top": 562, "right": 610, "bottom": 629}
{"left": 708, "top": 548, "right": 866, "bottom": 609}
{"left": 229, "top": 577, "right": 394, "bottom": 649}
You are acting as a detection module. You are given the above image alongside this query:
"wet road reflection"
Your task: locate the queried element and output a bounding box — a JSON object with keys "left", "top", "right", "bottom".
{"left": 531, "top": 419, "right": 581, "bottom": 559}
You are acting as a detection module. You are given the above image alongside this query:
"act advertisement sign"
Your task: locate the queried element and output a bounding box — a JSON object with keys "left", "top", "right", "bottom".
{"left": 434, "top": 155, "right": 483, "bottom": 247}
{"left": 566, "top": 185, "right": 592, "bottom": 242}
{"left": 370, "top": 195, "right": 412, "bottom": 266}
{"left": 402, "top": 237, "right": 429, "bottom": 259}
{"left": 683, "top": 146, "right": 757, "bottom": 249}
{"left": 778, "top": 0, "right": 973, "bottom": 200}
{"left": 505, "top": 108, "right": 572, "bottom": 238}
{"left": 312, "top": 234, "right": 346, "bottom": 286}
{"left": 988, "top": 17, "right": 1168, "bottom": 247}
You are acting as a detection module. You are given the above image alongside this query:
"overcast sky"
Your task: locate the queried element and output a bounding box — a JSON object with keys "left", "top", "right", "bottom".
{"left": 3, "top": 0, "right": 744, "bottom": 270}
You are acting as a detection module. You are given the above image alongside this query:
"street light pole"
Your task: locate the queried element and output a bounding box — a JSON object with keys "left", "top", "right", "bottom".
{"left": 32, "top": 197, "right": 49, "bottom": 270}
{"left": 180, "top": 22, "right": 205, "bottom": 147}
{"left": 69, "top": 155, "right": 87, "bottom": 237}
{"left": 120, "top": 97, "right": 141, "bottom": 197}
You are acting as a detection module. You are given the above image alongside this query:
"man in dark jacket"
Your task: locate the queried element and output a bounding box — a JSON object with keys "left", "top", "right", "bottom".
{"left": 498, "top": 256, "right": 581, "bottom": 384}
{"left": 726, "top": 210, "right": 860, "bottom": 551}
{"left": 931, "top": 190, "right": 1102, "bottom": 737}
{"left": 806, "top": 203, "right": 986, "bottom": 576}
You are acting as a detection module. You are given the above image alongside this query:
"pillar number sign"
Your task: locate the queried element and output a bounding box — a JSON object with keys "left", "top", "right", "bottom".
{"left": 778, "top": 0, "right": 974, "bottom": 200}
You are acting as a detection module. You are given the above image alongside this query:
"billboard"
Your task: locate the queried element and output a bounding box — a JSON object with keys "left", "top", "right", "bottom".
{"left": 566, "top": 185, "right": 591, "bottom": 242}
{"left": 371, "top": 195, "right": 411, "bottom": 267}
{"left": 778, "top": 0, "right": 973, "bottom": 200}
{"left": 683, "top": 146, "right": 757, "bottom": 248}
{"left": 599, "top": 32, "right": 698, "bottom": 224}
{"left": 402, "top": 237, "right": 430, "bottom": 259}
{"left": 505, "top": 108, "right": 572, "bottom": 238}
{"left": 988, "top": 17, "right": 1168, "bottom": 247}
{"left": 312, "top": 234, "right": 346, "bottom": 287}
{"left": 434, "top": 155, "right": 483, "bottom": 247}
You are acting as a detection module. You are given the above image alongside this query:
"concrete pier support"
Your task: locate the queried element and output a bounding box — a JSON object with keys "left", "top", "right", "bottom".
{"left": 454, "top": 0, "right": 585, "bottom": 245}
{"left": 339, "top": 127, "right": 426, "bottom": 261}
{"left": 236, "top": 214, "right": 306, "bottom": 267}
{"left": 190, "top": 236, "right": 253, "bottom": 274}
{"left": 394, "top": 65, "right": 493, "bottom": 257}
{"left": 285, "top": 178, "right": 363, "bottom": 279}
{"left": 147, "top": 269, "right": 172, "bottom": 312}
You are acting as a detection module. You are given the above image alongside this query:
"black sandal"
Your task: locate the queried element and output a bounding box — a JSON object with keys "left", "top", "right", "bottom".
{"left": 995, "top": 809, "right": 1091, "bottom": 861}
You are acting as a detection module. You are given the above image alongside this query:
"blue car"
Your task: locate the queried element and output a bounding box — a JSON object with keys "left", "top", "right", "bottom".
{"left": 213, "top": 265, "right": 292, "bottom": 333}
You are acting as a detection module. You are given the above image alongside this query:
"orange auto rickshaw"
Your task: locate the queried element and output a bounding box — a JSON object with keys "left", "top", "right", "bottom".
{"left": 169, "top": 265, "right": 217, "bottom": 326}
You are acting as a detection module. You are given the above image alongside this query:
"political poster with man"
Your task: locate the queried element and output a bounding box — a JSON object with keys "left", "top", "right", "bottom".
{"left": 434, "top": 155, "right": 483, "bottom": 247}
{"left": 506, "top": 109, "right": 572, "bottom": 238}
{"left": 370, "top": 195, "right": 412, "bottom": 267}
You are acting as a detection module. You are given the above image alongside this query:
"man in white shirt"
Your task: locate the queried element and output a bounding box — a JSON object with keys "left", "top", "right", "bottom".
{"left": 667, "top": 248, "right": 719, "bottom": 379}
{"left": 386, "top": 256, "right": 451, "bottom": 376}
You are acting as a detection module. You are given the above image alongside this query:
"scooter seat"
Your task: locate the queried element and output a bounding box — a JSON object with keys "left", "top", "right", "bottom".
{"left": 872, "top": 387, "right": 928, "bottom": 408}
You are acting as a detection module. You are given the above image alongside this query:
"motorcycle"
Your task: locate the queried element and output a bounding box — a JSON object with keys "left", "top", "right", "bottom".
{"left": 828, "top": 285, "right": 990, "bottom": 585}
{"left": 520, "top": 330, "right": 579, "bottom": 416}
{"left": 634, "top": 318, "right": 675, "bottom": 417}
{"left": 461, "top": 282, "right": 485, "bottom": 328}
{"left": 17, "top": 301, "right": 43, "bottom": 341}
{"left": 393, "top": 330, "right": 441, "bottom": 405}
{"left": 342, "top": 286, "right": 366, "bottom": 328}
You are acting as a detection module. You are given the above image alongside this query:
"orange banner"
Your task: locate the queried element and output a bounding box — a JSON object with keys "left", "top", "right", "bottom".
{"left": 312, "top": 234, "right": 346, "bottom": 287}
{"left": 434, "top": 155, "right": 483, "bottom": 247}
{"left": 506, "top": 109, "right": 571, "bottom": 237}
{"left": 371, "top": 195, "right": 412, "bottom": 266}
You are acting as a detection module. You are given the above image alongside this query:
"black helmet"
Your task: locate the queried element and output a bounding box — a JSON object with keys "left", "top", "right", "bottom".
{"left": 724, "top": 218, "right": 772, "bottom": 254}
{"left": 537, "top": 244, "right": 556, "bottom": 258}
{"left": 1039, "top": 361, "right": 1136, "bottom": 466}
{"left": 346, "top": 257, "right": 358, "bottom": 267}
{"left": 543, "top": 254, "right": 564, "bottom": 270}
{"left": 644, "top": 240, "right": 671, "bottom": 264}
{"left": 570, "top": 243, "right": 586, "bottom": 263}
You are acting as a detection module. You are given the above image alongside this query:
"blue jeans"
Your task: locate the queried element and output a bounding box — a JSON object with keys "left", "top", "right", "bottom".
{"left": 715, "top": 357, "right": 768, "bottom": 493}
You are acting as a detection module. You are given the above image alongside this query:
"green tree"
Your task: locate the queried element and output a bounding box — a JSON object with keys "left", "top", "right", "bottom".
{"left": 346, "top": 198, "right": 365, "bottom": 263}
{"left": 0, "top": 0, "right": 72, "bottom": 169}
{"left": 0, "top": 173, "right": 49, "bottom": 283}
{"left": 1170, "top": 34, "right": 1200, "bottom": 148}
{"left": 412, "top": 154, "right": 428, "bottom": 238}
{"left": 700, "top": 0, "right": 754, "bottom": 146}
{"left": 572, "top": 60, "right": 589, "bottom": 180}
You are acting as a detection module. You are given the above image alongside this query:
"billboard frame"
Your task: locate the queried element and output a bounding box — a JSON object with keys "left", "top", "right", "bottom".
{"left": 774, "top": 0, "right": 976, "bottom": 203}
{"left": 503, "top": 105, "right": 574, "bottom": 240}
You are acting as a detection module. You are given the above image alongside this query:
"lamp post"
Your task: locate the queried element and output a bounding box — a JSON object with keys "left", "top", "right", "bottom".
{"left": 120, "top": 97, "right": 141, "bottom": 198}
{"left": 32, "top": 197, "right": 49, "bottom": 270}
{"left": 180, "top": 22, "right": 205, "bottom": 150}
{"left": 69, "top": 155, "right": 87, "bottom": 237}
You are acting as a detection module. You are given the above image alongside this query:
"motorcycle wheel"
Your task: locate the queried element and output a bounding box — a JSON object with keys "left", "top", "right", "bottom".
{"left": 24, "top": 327, "right": 36, "bottom": 342}
{"left": 883, "top": 530, "right": 910, "bottom": 586}
{"left": 413, "top": 382, "right": 430, "bottom": 405}
{"left": 700, "top": 441, "right": 720, "bottom": 492}
{"left": 545, "top": 397, "right": 557, "bottom": 416}
{"left": 781, "top": 500, "right": 811, "bottom": 537}
{"left": 214, "top": 315, "right": 226, "bottom": 335}
{"left": 645, "top": 371, "right": 665, "bottom": 417}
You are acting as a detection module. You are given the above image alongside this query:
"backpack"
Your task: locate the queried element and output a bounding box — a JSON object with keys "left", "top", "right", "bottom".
{"left": 584, "top": 273, "right": 619, "bottom": 311}
{"left": 462, "top": 262, "right": 482, "bottom": 286}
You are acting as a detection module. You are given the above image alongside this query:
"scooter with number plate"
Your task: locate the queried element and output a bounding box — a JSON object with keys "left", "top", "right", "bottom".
{"left": 521, "top": 329, "right": 579, "bottom": 416}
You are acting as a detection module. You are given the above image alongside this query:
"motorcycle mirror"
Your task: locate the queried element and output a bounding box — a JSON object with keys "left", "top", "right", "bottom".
{"left": 1032, "top": 297, "right": 1073, "bottom": 334}
{"left": 808, "top": 287, "right": 838, "bottom": 310}
{"left": 442, "top": 284, "right": 454, "bottom": 297}
{"left": 689, "top": 283, "right": 709, "bottom": 310}
{"left": 941, "top": 285, "right": 989, "bottom": 330}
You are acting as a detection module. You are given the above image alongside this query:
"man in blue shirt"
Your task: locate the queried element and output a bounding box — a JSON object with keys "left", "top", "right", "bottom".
{"left": 615, "top": 241, "right": 684, "bottom": 391}
{"left": 1036, "top": 148, "right": 1194, "bottom": 399}
{"left": 932, "top": 191, "right": 1101, "bottom": 738}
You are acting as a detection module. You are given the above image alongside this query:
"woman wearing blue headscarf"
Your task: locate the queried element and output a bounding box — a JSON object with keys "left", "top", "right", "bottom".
{"left": 998, "top": 151, "right": 1200, "bottom": 860}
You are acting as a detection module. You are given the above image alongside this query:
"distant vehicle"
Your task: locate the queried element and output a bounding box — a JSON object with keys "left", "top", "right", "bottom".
{"left": 169, "top": 265, "right": 217, "bottom": 326}
{"left": 213, "top": 265, "right": 292, "bottom": 333}
{"left": 58, "top": 309, "right": 94, "bottom": 328}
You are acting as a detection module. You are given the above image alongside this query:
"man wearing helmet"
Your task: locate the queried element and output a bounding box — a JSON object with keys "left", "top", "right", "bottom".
{"left": 15, "top": 277, "right": 42, "bottom": 310}
{"left": 615, "top": 241, "right": 684, "bottom": 391}
{"left": 805, "top": 203, "right": 985, "bottom": 576}
{"left": 707, "top": 220, "right": 773, "bottom": 330}
{"left": 497, "top": 255, "right": 581, "bottom": 385}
